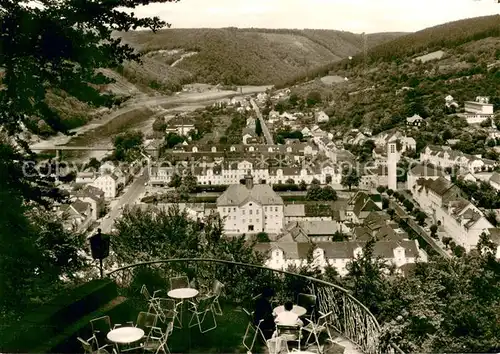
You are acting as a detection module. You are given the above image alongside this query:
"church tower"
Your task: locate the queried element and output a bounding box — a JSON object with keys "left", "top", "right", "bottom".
{"left": 387, "top": 136, "right": 401, "bottom": 191}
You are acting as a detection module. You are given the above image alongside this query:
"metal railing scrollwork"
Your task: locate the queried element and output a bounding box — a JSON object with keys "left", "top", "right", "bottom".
{"left": 107, "top": 258, "right": 399, "bottom": 354}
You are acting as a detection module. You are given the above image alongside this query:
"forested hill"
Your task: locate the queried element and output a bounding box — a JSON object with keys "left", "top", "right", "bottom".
{"left": 278, "top": 14, "right": 500, "bottom": 87}
{"left": 114, "top": 28, "right": 404, "bottom": 87}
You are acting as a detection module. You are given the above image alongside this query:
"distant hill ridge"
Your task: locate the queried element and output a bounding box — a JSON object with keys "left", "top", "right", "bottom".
{"left": 114, "top": 28, "right": 405, "bottom": 87}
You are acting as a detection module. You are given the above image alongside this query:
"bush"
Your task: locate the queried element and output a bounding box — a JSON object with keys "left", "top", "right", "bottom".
{"left": 377, "top": 186, "right": 386, "bottom": 194}
{"left": 256, "top": 232, "right": 270, "bottom": 242}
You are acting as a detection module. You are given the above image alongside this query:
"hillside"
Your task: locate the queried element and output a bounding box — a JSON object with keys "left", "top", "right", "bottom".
{"left": 276, "top": 16, "right": 500, "bottom": 158}
{"left": 114, "top": 28, "right": 404, "bottom": 88}
{"left": 277, "top": 15, "right": 500, "bottom": 87}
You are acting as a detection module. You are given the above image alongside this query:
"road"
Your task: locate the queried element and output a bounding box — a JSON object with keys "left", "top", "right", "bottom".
{"left": 250, "top": 99, "right": 274, "bottom": 145}
{"left": 389, "top": 200, "right": 450, "bottom": 258}
{"left": 100, "top": 170, "right": 148, "bottom": 233}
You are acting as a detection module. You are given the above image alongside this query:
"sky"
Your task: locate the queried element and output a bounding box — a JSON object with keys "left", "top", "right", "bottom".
{"left": 128, "top": 0, "right": 500, "bottom": 33}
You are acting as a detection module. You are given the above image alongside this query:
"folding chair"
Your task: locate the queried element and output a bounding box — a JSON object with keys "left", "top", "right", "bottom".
{"left": 297, "top": 293, "right": 317, "bottom": 322}
{"left": 266, "top": 335, "right": 288, "bottom": 354}
{"left": 169, "top": 276, "right": 189, "bottom": 290}
{"left": 201, "top": 279, "right": 225, "bottom": 315}
{"left": 142, "top": 323, "right": 173, "bottom": 354}
{"left": 90, "top": 316, "right": 120, "bottom": 348}
{"left": 141, "top": 285, "right": 164, "bottom": 308}
{"left": 188, "top": 295, "right": 217, "bottom": 333}
{"left": 242, "top": 308, "right": 266, "bottom": 353}
{"left": 77, "top": 335, "right": 112, "bottom": 354}
{"left": 302, "top": 311, "right": 334, "bottom": 353}
{"left": 155, "top": 297, "right": 182, "bottom": 329}
{"left": 276, "top": 324, "right": 303, "bottom": 352}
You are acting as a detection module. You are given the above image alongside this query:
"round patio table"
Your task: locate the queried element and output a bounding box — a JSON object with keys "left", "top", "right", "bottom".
{"left": 273, "top": 305, "right": 307, "bottom": 317}
{"left": 167, "top": 288, "right": 199, "bottom": 299}
{"left": 107, "top": 326, "right": 144, "bottom": 344}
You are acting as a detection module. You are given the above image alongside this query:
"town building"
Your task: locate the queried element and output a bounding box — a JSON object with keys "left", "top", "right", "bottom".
{"left": 464, "top": 96, "right": 494, "bottom": 124}
{"left": 216, "top": 174, "right": 284, "bottom": 235}
{"left": 406, "top": 164, "right": 448, "bottom": 190}
{"left": 59, "top": 199, "right": 93, "bottom": 232}
{"left": 406, "top": 114, "right": 425, "bottom": 127}
{"left": 315, "top": 111, "right": 329, "bottom": 123}
{"left": 420, "top": 145, "right": 496, "bottom": 173}
{"left": 412, "top": 177, "right": 494, "bottom": 251}
{"left": 72, "top": 185, "right": 105, "bottom": 220}
{"left": 92, "top": 174, "right": 119, "bottom": 199}
{"left": 255, "top": 240, "right": 422, "bottom": 276}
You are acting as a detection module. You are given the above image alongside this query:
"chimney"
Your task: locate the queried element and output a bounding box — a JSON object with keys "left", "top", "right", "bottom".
{"left": 245, "top": 174, "right": 254, "bottom": 189}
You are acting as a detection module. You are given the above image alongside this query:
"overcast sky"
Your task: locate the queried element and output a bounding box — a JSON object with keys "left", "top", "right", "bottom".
{"left": 128, "top": 0, "right": 499, "bottom": 33}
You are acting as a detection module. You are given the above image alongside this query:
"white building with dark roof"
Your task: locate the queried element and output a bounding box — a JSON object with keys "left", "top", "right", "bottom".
{"left": 254, "top": 240, "right": 422, "bottom": 276}
{"left": 216, "top": 174, "right": 284, "bottom": 234}
{"left": 464, "top": 96, "right": 494, "bottom": 124}
{"left": 407, "top": 164, "right": 448, "bottom": 190}
{"left": 92, "top": 173, "right": 119, "bottom": 198}
{"left": 413, "top": 177, "right": 494, "bottom": 251}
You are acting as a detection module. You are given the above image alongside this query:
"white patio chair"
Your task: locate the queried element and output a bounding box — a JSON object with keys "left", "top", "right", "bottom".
{"left": 154, "top": 297, "right": 183, "bottom": 329}
{"left": 200, "top": 279, "right": 225, "bottom": 315}
{"left": 242, "top": 308, "right": 266, "bottom": 353}
{"left": 302, "top": 311, "right": 334, "bottom": 353}
{"left": 275, "top": 324, "right": 303, "bottom": 352}
{"left": 77, "top": 335, "right": 112, "bottom": 354}
{"left": 142, "top": 323, "right": 173, "bottom": 354}
{"left": 187, "top": 295, "right": 217, "bottom": 333}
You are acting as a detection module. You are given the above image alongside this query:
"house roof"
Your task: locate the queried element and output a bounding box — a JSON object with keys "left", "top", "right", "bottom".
{"left": 217, "top": 183, "right": 283, "bottom": 206}
{"left": 71, "top": 199, "right": 90, "bottom": 215}
{"left": 255, "top": 240, "right": 419, "bottom": 260}
{"left": 428, "top": 177, "right": 455, "bottom": 196}
{"left": 409, "top": 164, "right": 446, "bottom": 177}
{"left": 490, "top": 172, "right": 500, "bottom": 185}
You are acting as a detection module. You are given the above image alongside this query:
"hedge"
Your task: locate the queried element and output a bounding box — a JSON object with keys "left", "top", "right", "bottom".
{"left": 1, "top": 279, "right": 119, "bottom": 353}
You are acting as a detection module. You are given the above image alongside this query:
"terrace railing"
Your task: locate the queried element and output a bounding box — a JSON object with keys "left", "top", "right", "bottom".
{"left": 107, "top": 258, "right": 395, "bottom": 354}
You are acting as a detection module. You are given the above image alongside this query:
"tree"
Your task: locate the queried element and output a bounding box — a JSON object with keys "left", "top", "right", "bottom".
{"left": 255, "top": 118, "right": 263, "bottom": 136}
{"left": 311, "top": 178, "right": 320, "bottom": 186}
{"left": 382, "top": 197, "right": 389, "bottom": 210}
{"left": 285, "top": 178, "right": 295, "bottom": 184}
{"left": 219, "top": 135, "right": 228, "bottom": 144}
{"left": 377, "top": 186, "right": 386, "bottom": 194}
{"left": 152, "top": 116, "right": 167, "bottom": 132}
{"left": 415, "top": 211, "right": 426, "bottom": 226}
{"left": 321, "top": 186, "right": 338, "bottom": 201}
{"left": 387, "top": 189, "right": 394, "bottom": 197}
{"left": 165, "top": 132, "right": 184, "bottom": 149}
{"left": 341, "top": 168, "right": 360, "bottom": 191}
{"left": 289, "top": 93, "right": 299, "bottom": 106}
{"left": 306, "top": 91, "right": 322, "bottom": 106}
{"left": 113, "top": 130, "right": 144, "bottom": 162}
{"left": 168, "top": 173, "right": 182, "bottom": 188}
{"left": 403, "top": 200, "right": 414, "bottom": 212}
{"left": 87, "top": 157, "right": 101, "bottom": 171}
{"left": 430, "top": 224, "right": 438, "bottom": 238}
{"left": 256, "top": 232, "right": 270, "bottom": 242}
{"left": 0, "top": 0, "right": 178, "bottom": 320}
{"left": 306, "top": 184, "right": 323, "bottom": 201}
{"left": 299, "top": 180, "right": 307, "bottom": 191}
{"left": 181, "top": 171, "right": 197, "bottom": 193}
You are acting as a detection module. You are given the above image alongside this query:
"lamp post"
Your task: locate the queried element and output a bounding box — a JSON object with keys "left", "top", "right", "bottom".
{"left": 89, "top": 228, "right": 110, "bottom": 278}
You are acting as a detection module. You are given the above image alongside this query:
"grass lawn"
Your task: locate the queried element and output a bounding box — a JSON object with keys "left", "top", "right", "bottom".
{"left": 129, "top": 298, "right": 264, "bottom": 354}
{"left": 168, "top": 302, "right": 263, "bottom": 354}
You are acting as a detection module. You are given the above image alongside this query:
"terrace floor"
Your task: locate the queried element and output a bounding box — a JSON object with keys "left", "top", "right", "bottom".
{"left": 127, "top": 300, "right": 360, "bottom": 354}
